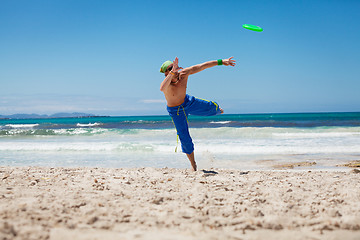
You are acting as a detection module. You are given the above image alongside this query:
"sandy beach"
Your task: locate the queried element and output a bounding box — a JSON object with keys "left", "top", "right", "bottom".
{"left": 1, "top": 167, "right": 360, "bottom": 240}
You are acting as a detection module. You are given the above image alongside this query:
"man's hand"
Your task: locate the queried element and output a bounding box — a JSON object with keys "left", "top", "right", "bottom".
{"left": 172, "top": 57, "right": 183, "bottom": 73}
{"left": 222, "top": 57, "right": 236, "bottom": 66}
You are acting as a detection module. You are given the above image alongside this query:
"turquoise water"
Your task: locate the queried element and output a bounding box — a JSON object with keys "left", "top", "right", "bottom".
{"left": 1, "top": 112, "right": 360, "bottom": 170}
{"left": 1, "top": 112, "right": 360, "bottom": 130}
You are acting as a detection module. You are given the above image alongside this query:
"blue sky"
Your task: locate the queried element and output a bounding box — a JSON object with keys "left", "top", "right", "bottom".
{"left": 1, "top": 0, "right": 359, "bottom": 116}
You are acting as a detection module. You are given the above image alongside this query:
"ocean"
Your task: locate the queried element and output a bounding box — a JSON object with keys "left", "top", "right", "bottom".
{"left": 1, "top": 112, "right": 360, "bottom": 170}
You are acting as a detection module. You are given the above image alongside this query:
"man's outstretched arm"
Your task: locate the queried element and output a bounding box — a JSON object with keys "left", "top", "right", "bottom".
{"left": 182, "top": 57, "right": 236, "bottom": 76}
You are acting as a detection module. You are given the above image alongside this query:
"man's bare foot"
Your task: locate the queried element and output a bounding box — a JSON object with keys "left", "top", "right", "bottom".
{"left": 220, "top": 108, "right": 224, "bottom": 114}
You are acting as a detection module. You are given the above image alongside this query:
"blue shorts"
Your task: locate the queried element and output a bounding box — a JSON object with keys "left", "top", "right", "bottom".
{"left": 167, "top": 94, "right": 222, "bottom": 154}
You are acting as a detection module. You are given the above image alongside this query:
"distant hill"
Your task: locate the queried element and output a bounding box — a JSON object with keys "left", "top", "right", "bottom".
{"left": 49, "top": 112, "right": 96, "bottom": 118}
{"left": 0, "top": 112, "right": 96, "bottom": 119}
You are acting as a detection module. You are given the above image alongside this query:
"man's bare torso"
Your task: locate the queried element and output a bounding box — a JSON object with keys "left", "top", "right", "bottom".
{"left": 163, "top": 73, "right": 189, "bottom": 107}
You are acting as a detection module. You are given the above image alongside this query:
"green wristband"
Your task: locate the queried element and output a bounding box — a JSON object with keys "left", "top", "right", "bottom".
{"left": 217, "top": 59, "right": 223, "bottom": 65}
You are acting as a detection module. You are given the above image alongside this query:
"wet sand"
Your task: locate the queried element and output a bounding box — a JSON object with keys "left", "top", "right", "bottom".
{"left": 1, "top": 167, "right": 360, "bottom": 240}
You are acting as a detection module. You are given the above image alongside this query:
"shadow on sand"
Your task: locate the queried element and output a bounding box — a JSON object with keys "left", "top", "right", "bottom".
{"left": 201, "top": 170, "right": 218, "bottom": 176}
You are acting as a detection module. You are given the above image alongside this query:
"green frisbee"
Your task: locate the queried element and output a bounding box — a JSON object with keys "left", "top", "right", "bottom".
{"left": 242, "top": 24, "right": 263, "bottom": 32}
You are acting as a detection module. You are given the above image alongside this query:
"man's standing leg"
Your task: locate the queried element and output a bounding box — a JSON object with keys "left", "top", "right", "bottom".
{"left": 169, "top": 109, "right": 197, "bottom": 171}
{"left": 186, "top": 152, "right": 196, "bottom": 171}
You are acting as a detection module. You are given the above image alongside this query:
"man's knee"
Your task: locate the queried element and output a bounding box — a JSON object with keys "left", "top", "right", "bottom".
{"left": 181, "top": 141, "right": 194, "bottom": 154}
{"left": 178, "top": 132, "right": 194, "bottom": 154}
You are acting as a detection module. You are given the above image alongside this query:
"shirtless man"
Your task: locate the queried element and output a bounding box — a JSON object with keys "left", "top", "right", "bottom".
{"left": 160, "top": 57, "right": 236, "bottom": 171}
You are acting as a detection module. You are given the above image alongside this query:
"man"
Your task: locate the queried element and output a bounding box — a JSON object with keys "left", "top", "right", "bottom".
{"left": 160, "top": 57, "right": 236, "bottom": 171}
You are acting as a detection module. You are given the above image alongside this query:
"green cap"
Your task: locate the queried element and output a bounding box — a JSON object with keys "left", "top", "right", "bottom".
{"left": 160, "top": 60, "right": 173, "bottom": 73}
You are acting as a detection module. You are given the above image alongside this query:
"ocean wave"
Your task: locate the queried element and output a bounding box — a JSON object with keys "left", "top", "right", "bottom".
{"left": 0, "top": 128, "right": 157, "bottom": 137}
{"left": 0, "top": 142, "right": 156, "bottom": 152}
{"left": 0, "top": 129, "right": 56, "bottom": 136}
{"left": 76, "top": 122, "right": 102, "bottom": 127}
{"left": 190, "top": 126, "right": 360, "bottom": 139}
{"left": 196, "top": 144, "right": 360, "bottom": 155}
{"left": 209, "top": 121, "right": 231, "bottom": 124}
{"left": 273, "top": 132, "right": 360, "bottom": 138}
{"left": 1, "top": 126, "right": 359, "bottom": 158}
{"left": 0, "top": 128, "right": 108, "bottom": 136}
{"left": 1, "top": 126, "right": 360, "bottom": 138}
{"left": 1, "top": 139, "right": 359, "bottom": 155}
{"left": 5, "top": 124, "right": 39, "bottom": 129}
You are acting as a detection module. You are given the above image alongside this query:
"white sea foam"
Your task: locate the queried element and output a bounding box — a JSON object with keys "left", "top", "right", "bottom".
{"left": 195, "top": 144, "right": 360, "bottom": 155}
{"left": 0, "top": 141, "right": 161, "bottom": 152}
{"left": 1, "top": 138, "right": 359, "bottom": 158}
{"left": 190, "top": 127, "right": 360, "bottom": 139}
{"left": 76, "top": 122, "right": 102, "bottom": 127}
{"left": 1, "top": 127, "right": 359, "bottom": 154}
{"left": 273, "top": 132, "right": 360, "bottom": 138}
{"left": 209, "top": 121, "right": 231, "bottom": 124}
{"left": 5, "top": 124, "right": 39, "bottom": 128}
